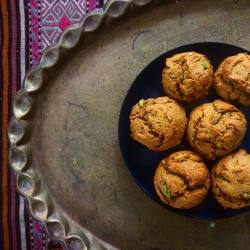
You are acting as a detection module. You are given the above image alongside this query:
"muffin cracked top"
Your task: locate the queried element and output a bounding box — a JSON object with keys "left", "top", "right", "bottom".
{"left": 212, "top": 149, "right": 250, "bottom": 209}
{"left": 214, "top": 53, "right": 250, "bottom": 106}
{"left": 154, "top": 151, "right": 210, "bottom": 209}
{"left": 187, "top": 100, "right": 247, "bottom": 160}
{"left": 130, "top": 96, "right": 187, "bottom": 151}
{"left": 162, "top": 52, "right": 213, "bottom": 102}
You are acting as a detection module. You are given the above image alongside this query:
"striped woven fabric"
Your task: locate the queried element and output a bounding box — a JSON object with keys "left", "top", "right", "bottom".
{"left": 0, "top": 1, "right": 106, "bottom": 249}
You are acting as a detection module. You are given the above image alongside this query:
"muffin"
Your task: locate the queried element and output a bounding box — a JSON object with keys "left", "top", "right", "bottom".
{"left": 211, "top": 149, "right": 250, "bottom": 209}
{"left": 162, "top": 52, "right": 213, "bottom": 102}
{"left": 187, "top": 100, "right": 247, "bottom": 160}
{"left": 130, "top": 96, "right": 187, "bottom": 151}
{"left": 154, "top": 151, "right": 210, "bottom": 209}
{"left": 214, "top": 53, "right": 250, "bottom": 106}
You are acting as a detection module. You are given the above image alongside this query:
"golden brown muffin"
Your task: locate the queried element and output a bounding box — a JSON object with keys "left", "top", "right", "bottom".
{"left": 154, "top": 151, "right": 210, "bottom": 209}
{"left": 214, "top": 53, "right": 250, "bottom": 106}
{"left": 130, "top": 97, "right": 187, "bottom": 151}
{"left": 187, "top": 100, "right": 247, "bottom": 160}
{"left": 162, "top": 52, "right": 213, "bottom": 102}
{"left": 211, "top": 149, "right": 250, "bottom": 209}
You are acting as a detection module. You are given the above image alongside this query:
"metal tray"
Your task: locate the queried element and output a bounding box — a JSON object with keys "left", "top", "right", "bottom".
{"left": 9, "top": 0, "right": 250, "bottom": 249}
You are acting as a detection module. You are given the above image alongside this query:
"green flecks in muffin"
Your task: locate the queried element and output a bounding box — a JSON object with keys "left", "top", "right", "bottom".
{"left": 242, "top": 193, "right": 250, "bottom": 199}
{"left": 139, "top": 99, "right": 145, "bottom": 108}
{"left": 202, "top": 62, "right": 208, "bottom": 70}
{"left": 174, "top": 154, "right": 186, "bottom": 162}
{"left": 162, "top": 185, "right": 171, "bottom": 199}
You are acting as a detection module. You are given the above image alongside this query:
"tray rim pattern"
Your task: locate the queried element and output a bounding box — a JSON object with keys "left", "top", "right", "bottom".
{"left": 8, "top": 0, "right": 153, "bottom": 249}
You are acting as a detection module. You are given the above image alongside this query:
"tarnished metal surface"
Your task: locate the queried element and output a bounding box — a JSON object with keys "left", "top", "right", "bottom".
{"left": 9, "top": 0, "right": 250, "bottom": 249}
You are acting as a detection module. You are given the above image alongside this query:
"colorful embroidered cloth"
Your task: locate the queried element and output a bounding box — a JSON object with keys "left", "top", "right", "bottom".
{"left": 0, "top": 1, "right": 106, "bottom": 249}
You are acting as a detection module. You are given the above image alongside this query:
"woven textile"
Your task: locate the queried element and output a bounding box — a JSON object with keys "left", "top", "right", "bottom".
{"left": 0, "top": 0, "right": 106, "bottom": 249}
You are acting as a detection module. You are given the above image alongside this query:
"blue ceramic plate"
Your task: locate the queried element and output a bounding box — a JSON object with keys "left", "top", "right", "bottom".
{"left": 119, "top": 42, "right": 250, "bottom": 219}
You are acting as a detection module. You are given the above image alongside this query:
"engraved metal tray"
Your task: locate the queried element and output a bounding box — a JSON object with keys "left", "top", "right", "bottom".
{"left": 9, "top": 0, "right": 250, "bottom": 249}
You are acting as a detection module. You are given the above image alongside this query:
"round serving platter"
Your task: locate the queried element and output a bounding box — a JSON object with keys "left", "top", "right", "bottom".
{"left": 8, "top": 0, "right": 250, "bottom": 249}
{"left": 119, "top": 41, "right": 250, "bottom": 219}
